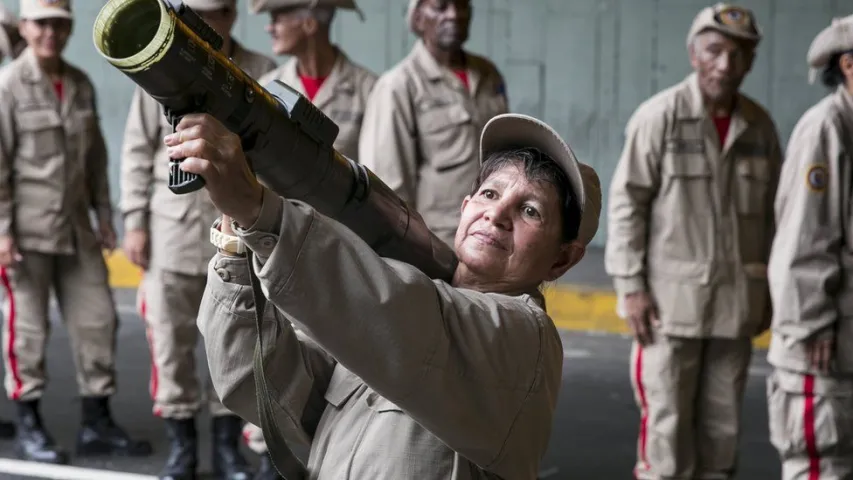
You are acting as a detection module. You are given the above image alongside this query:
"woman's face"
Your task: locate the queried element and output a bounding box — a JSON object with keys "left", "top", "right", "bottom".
{"left": 19, "top": 18, "right": 71, "bottom": 60}
{"left": 453, "top": 162, "right": 577, "bottom": 292}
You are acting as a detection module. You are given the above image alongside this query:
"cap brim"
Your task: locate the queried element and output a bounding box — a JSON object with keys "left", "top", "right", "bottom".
{"left": 21, "top": 10, "right": 72, "bottom": 21}
{"left": 479, "top": 113, "right": 585, "bottom": 210}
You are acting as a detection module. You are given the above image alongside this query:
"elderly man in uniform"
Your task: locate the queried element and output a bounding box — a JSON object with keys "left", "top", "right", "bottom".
{"left": 605, "top": 3, "right": 782, "bottom": 479}
{"left": 766, "top": 15, "right": 853, "bottom": 480}
{"left": 120, "top": 1, "right": 276, "bottom": 478}
{"left": 358, "top": 0, "right": 508, "bottom": 248}
{"left": 0, "top": 0, "right": 153, "bottom": 465}
{"left": 241, "top": 1, "right": 376, "bottom": 477}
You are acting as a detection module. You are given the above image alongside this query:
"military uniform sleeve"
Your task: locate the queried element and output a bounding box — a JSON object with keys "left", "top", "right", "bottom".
{"left": 198, "top": 244, "right": 337, "bottom": 446}
{"left": 0, "top": 84, "right": 15, "bottom": 237}
{"left": 358, "top": 74, "right": 418, "bottom": 205}
{"left": 768, "top": 119, "right": 845, "bottom": 341}
{"left": 87, "top": 88, "right": 112, "bottom": 222}
{"left": 604, "top": 111, "right": 664, "bottom": 295}
{"left": 120, "top": 88, "right": 159, "bottom": 232}
{"left": 226, "top": 186, "right": 563, "bottom": 480}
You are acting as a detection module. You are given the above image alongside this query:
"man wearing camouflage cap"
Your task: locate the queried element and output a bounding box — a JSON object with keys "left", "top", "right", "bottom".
{"left": 0, "top": 5, "right": 24, "bottom": 63}
{"left": 766, "top": 14, "right": 853, "bottom": 479}
{"left": 358, "top": 0, "right": 508, "bottom": 249}
{"left": 605, "top": 3, "right": 782, "bottom": 478}
{"left": 119, "top": 1, "right": 275, "bottom": 478}
{"left": 0, "top": 0, "right": 154, "bottom": 465}
{"left": 248, "top": 0, "right": 377, "bottom": 163}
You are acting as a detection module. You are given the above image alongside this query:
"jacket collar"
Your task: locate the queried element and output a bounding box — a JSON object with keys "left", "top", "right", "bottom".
{"left": 410, "top": 40, "right": 481, "bottom": 94}
{"left": 280, "top": 46, "right": 356, "bottom": 109}
{"left": 683, "top": 72, "right": 753, "bottom": 154}
{"left": 19, "top": 47, "right": 78, "bottom": 116}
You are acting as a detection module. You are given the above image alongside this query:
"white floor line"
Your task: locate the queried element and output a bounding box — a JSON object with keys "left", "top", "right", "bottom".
{"left": 563, "top": 348, "right": 591, "bottom": 359}
{"left": 0, "top": 459, "right": 157, "bottom": 480}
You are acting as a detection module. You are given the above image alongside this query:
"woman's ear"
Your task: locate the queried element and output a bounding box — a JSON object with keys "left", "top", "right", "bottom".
{"left": 544, "top": 241, "right": 585, "bottom": 281}
{"left": 460, "top": 195, "right": 471, "bottom": 213}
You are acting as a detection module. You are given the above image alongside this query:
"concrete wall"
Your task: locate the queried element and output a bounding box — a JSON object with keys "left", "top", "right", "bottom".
{"left": 3, "top": 0, "right": 851, "bottom": 247}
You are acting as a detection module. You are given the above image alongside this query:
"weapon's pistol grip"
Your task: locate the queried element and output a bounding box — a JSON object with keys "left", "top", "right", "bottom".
{"left": 166, "top": 109, "right": 206, "bottom": 195}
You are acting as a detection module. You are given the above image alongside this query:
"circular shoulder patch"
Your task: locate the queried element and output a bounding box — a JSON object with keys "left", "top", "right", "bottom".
{"left": 806, "top": 165, "right": 829, "bottom": 192}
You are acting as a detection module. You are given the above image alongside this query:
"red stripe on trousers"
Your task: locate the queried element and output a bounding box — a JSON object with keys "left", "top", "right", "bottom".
{"left": 0, "top": 267, "right": 22, "bottom": 400}
{"left": 635, "top": 345, "right": 649, "bottom": 474}
{"left": 138, "top": 286, "right": 161, "bottom": 416}
{"left": 803, "top": 374, "right": 820, "bottom": 480}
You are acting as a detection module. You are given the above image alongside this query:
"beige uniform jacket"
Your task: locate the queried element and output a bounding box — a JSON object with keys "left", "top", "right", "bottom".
{"left": 198, "top": 188, "right": 563, "bottom": 480}
{"left": 767, "top": 86, "right": 853, "bottom": 374}
{"left": 358, "top": 41, "right": 508, "bottom": 247}
{"left": 120, "top": 40, "right": 276, "bottom": 275}
{"left": 0, "top": 48, "right": 111, "bottom": 255}
{"left": 258, "top": 48, "right": 376, "bottom": 161}
{"left": 605, "top": 73, "right": 782, "bottom": 338}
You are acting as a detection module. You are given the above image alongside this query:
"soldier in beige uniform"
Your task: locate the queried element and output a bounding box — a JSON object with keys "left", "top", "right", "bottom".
{"left": 119, "top": 1, "right": 275, "bottom": 478}
{"left": 604, "top": 4, "right": 782, "bottom": 479}
{"left": 766, "top": 15, "right": 853, "bottom": 480}
{"left": 249, "top": 0, "right": 376, "bottom": 162}
{"left": 0, "top": 0, "right": 153, "bottom": 465}
{"left": 167, "top": 110, "right": 601, "bottom": 480}
{"left": 358, "top": 0, "right": 508, "bottom": 248}
{"left": 241, "top": 1, "right": 375, "bottom": 477}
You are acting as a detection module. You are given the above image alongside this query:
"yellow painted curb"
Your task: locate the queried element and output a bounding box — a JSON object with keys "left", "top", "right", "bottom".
{"left": 541, "top": 284, "right": 771, "bottom": 350}
{"left": 102, "top": 251, "right": 771, "bottom": 349}
{"left": 104, "top": 250, "right": 143, "bottom": 289}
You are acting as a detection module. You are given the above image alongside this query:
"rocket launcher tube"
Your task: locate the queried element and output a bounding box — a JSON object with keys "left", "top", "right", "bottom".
{"left": 92, "top": 0, "right": 458, "bottom": 282}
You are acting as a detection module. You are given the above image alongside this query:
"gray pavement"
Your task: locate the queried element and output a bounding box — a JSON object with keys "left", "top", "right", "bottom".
{"left": 0, "top": 288, "right": 780, "bottom": 479}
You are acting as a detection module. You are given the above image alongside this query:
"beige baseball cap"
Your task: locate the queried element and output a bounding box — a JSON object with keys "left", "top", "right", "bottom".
{"left": 184, "top": 0, "right": 236, "bottom": 10}
{"left": 248, "top": 0, "right": 363, "bottom": 18}
{"left": 686, "top": 3, "right": 761, "bottom": 47}
{"left": 479, "top": 113, "right": 602, "bottom": 246}
{"left": 806, "top": 14, "right": 853, "bottom": 84}
{"left": 19, "top": 0, "right": 73, "bottom": 21}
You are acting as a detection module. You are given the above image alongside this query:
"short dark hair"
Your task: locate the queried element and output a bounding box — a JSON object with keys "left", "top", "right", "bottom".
{"left": 821, "top": 50, "right": 853, "bottom": 88}
{"left": 472, "top": 147, "right": 581, "bottom": 243}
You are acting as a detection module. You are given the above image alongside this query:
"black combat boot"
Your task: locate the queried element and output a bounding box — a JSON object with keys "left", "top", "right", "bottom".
{"left": 255, "top": 453, "right": 283, "bottom": 480}
{"left": 212, "top": 415, "right": 254, "bottom": 480}
{"left": 160, "top": 418, "right": 198, "bottom": 480}
{"left": 76, "top": 396, "right": 153, "bottom": 457}
{"left": 0, "top": 417, "right": 15, "bottom": 439}
{"left": 14, "top": 399, "right": 68, "bottom": 464}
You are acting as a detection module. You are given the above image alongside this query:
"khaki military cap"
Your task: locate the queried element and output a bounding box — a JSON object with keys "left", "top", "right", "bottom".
{"left": 184, "top": 0, "right": 236, "bottom": 10}
{"left": 19, "top": 0, "right": 72, "bottom": 21}
{"left": 686, "top": 3, "right": 761, "bottom": 47}
{"left": 248, "top": 0, "right": 362, "bottom": 17}
{"left": 479, "top": 113, "right": 602, "bottom": 246}
{"left": 806, "top": 14, "right": 853, "bottom": 84}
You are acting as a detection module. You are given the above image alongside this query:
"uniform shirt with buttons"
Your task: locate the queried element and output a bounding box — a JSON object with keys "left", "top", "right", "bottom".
{"left": 358, "top": 40, "right": 509, "bottom": 248}
{"left": 0, "top": 47, "right": 112, "bottom": 255}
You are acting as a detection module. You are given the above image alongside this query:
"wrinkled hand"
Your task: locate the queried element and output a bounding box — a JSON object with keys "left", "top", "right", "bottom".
{"left": 98, "top": 218, "right": 117, "bottom": 252}
{"left": 623, "top": 291, "right": 659, "bottom": 345}
{"left": 123, "top": 229, "right": 149, "bottom": 270}
{"left": 0, "top": 235, "right": 21, "bottom": 268}
{"left": 805, "top": 328, "right": 835, "bottom": 374}
{"left": 163, "top": 114, "right": 263, "bottom": 228}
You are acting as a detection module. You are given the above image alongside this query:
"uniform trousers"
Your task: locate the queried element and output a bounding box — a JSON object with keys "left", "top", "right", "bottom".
{"left": 138, "top": 268, "right": 230, "bottom": 419}
{"left": 767, "top": 368, "right": 853, "bottom": 480}
{"left": 630, "top": 332, "right": 752, "bottom": 480}
{"left": 0, "top": 244, "right": 117, "bottom": 401}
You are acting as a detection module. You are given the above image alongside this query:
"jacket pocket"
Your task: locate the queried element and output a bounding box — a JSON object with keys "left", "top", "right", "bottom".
{"left": 735, "top": 157, "right": 770, "bottom": 215}
{"left": 16, "top": 109, "right": 63, "bottom": 159}
{"left": 417, "top": 103, "right": 474, "bottom": 171}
